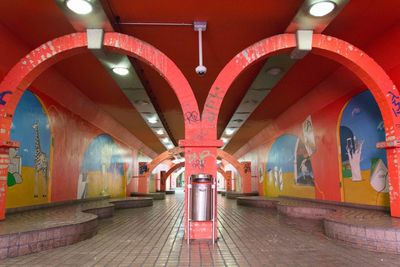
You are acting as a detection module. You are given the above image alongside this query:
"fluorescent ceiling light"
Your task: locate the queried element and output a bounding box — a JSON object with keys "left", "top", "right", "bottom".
{"left": 225, "top": 128, "right": 235, "bottom": 136}
{"left": 156, "top": 129, "right": 164, "bottom": 135}
{"left": 162, "top": 137, "right": 170, "bottom": 143}
{"left": 166, "top": 144, "right": 174, "bottom": 149}
{"left": 221, "top": 138, "right": 228, "bottom": 143}
{"left": 266, "top": 67, "right": 283, "bottom": 76}
{"left": 148, "top": 117, "right": 158, "bottom": 124}
{"left": 112, "top": 67, "right": 129, "bottom": 76}
{"left": 309, "top": 1, "right": 336, "bottom": 17}
{"left": 66, "top": 0, "right": 93, "bottom": 15}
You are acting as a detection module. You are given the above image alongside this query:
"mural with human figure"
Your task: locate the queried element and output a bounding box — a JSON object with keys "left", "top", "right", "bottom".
{"left": 265, "top": 134, "right": 315, "bottom": 198}
{"left": 7, "top": 90, "right": 51, "bottom": 208}
{"left": 78, "top": 134, "right": 127, "bottom": 199}
{"left": 339, "top": 90, "right": 389, "bottom": 206}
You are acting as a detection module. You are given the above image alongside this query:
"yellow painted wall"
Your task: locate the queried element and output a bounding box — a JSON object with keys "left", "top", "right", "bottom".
{"left": 264, "top": 172, "right": 315, "bottom": 199}
{"left": 343, "top": 170, "right": 389, "bottom": 207}
{"left": 6, "top": 167, "right": 48, "bottom": 208}
{"left": 86, "top": 171, "right": 125, "bottom": 198}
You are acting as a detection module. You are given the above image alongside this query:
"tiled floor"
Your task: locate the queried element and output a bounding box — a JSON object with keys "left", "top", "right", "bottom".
{"left": 1, "top": 192, "right": 400, "bottom": 266}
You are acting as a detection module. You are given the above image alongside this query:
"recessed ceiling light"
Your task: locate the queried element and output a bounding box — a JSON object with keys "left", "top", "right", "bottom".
{"left": 225, "top": 128, "right": 235, "bottom": 136}
{"left": 156, "top": 129, "right": 164, "bottom": 135}
{"left": 166, "top": 144, "right": 174, "bottom": 149}
{"left": 221, "top": 138, "right": 228, "bottom": 143}
{"left": 266, "top": 67, "right": 283, "bottom": 76}
{"left": 309, "top": 1, "right": 336, "bottom": 17}
{"left": 148, "top": 117, "right": 158, "bottom": 124}
{"left": 162, "top": 137, "right": 170, "bottom": 144}
{"left": 112, "top": 67, "right": 129, "bottom": 76}
{"left": 134, "top": 100, "right": 150, "bottom": 106}
{"left": 66, "top": 0, "right": 93, "bottom": 15}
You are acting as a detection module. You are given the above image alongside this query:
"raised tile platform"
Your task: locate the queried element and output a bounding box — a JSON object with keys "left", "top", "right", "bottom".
{"left": 237, "top": 196, "right": 400, "bottom": 254}
{"left": 226, "top": 191, "right": 258, "bottom": 199}
{"left": 0, "top": 197, "right": 154, "bottom": 259}
{"left": 110, "top": 197, "right": 153, "bottom": 209}
{"left": 131, "top": 192, "right": 166, "bottom": 200}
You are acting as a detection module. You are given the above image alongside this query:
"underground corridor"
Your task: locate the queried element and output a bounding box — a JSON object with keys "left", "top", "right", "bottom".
{"left": 0, "top": 0, "right": 400, "bottom": 266}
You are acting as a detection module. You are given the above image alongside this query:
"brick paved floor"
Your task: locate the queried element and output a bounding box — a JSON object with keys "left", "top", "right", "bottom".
{"left": 1, "top": 192, "right": 399, "bottom": 266}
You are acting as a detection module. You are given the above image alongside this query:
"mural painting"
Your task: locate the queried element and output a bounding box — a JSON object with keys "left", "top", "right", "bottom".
{"left": 78, "top": 134, "right": 127, "bottom": 199}
{"left": 265, "top": 134, "right": 315, "bottom": 198}
{"left": 339, "top": 90, "right": 389, "bottom": 206}
{"left": 7, "top": 90, "right": 51, "bottom": 208}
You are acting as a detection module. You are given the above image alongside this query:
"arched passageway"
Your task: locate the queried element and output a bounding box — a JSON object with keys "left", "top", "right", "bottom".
{"left": 201, "top": 34, "right": 400, "bottom": 216}
{"left": 0, "top": 32, "right": 198, "bottom": 219}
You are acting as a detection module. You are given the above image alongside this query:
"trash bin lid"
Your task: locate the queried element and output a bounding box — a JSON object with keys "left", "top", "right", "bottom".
{"left": 191, "top": 174, "right": 212, "bottom": 183}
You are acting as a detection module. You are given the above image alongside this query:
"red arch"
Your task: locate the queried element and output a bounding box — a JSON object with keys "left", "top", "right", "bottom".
{"left": 202, "top": 33, "right": 400, "bottom": 216}
{"left": 163, "top": 162, "right": 185, "bottom": 181}
{"left": 0, "top": 32, "right": 199, "bottom": 142}
{"left": 144, "top": 147, "right": 247, "bottom": 183}
{"left": 162, "top": 162, "right": 230, "bottom": 186}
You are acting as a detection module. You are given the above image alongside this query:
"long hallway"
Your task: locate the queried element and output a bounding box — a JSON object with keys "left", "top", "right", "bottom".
{"left": 1, "top": 193, "right": 399, "bottom": 267}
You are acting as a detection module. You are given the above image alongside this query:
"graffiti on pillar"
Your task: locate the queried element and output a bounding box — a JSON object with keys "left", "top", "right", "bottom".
{"left": 387, "top": 91, "right": 400, "bottom": 117}
{"left": 185, "top": 111, "right": 200, "bottom": 124}
{"left": 187, "top": 150, "right": 212, "bottom": 170}
{"left": 204, "top": 86, "right": 223, "bottom": 123}
{"left": 0, "top": 90, "right": 12, "bottom": 105}
{"left": 340, "top": 90, "right": 389, "bottom": 206}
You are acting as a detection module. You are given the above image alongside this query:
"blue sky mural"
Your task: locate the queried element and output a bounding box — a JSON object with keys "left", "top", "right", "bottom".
{"left": 266, "top": 134, "right": 298, "bottom": 173}
{"left": 81, "top": 134, "right": 124, "bottom": 176}
{"left": 340, "top": 90, "right": 386, "bottom": 170}
{"left": 10, "top": 90, "right": 50, "bottom": 167}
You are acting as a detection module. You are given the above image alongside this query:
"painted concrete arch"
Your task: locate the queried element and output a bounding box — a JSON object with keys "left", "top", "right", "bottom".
{"left": 202, "top": 33, "right": 400, "bottom": 216}
{"left": 0, "top": 32, "right": 199, "bottom": 143}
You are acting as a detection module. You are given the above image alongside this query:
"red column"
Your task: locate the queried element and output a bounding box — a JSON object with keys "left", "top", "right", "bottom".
{"left": 137, "top": 175, "right": 148, "bottom": 193}
{"left": 0, "top": 147, "right": 9, "bottom": 220}
{"left": 226, "top": 171, "right": 232, "bottom": 191}
{"left": 180, "top": 138, "right": 222, "bottom": 241}
{"left": 241, "top": 162, "right": 252, "bottom": 193}
{"left": 160, "top": 171, "right": 166, "bottom": 192}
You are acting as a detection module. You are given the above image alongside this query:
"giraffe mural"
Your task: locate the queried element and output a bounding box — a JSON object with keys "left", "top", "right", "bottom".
{"left": 32, "top": 121, "right": 49, "bottom": 198}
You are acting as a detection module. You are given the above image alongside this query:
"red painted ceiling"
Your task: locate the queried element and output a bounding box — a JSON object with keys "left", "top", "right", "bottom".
{"left": 0, "top": 0, "right": 399, "bottom": 154}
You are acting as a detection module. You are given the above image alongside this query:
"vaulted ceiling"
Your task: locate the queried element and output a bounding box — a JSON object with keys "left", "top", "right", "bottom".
{"left": 0, "top": 0, "right": 399, "bottom": 155}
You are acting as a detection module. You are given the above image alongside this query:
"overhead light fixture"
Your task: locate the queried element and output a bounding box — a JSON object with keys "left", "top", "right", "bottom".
{"left": 112, "top": 67, "right": 129, "bottom": 76}
{"left": 166, "top": 144, "right": 174, "bottom": 149}
{"left": 225, "top": 128, "right": 236, "bottom": 136}
{"left": 148, "top": 117, "right": 158, "bottom": 124}
{"left": 266, "top": 67, "right": 283, "bottom": 76}
{"left": 162, "top": 137, "right": 170, "bottom": 144}
{"left": 308, "top": 1, "right": 336, "bottom": 17}
{"left": 134, "top": 99, "right": 150, "bottom": 106}
{"left": 156, "top": 129, "right": 164, "bottom": 135}
{"left": 221, "top": 138, "right": 228, "bottom": 144}
{"left": 65, "top": 0, "right": 93, "bottom": 15}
